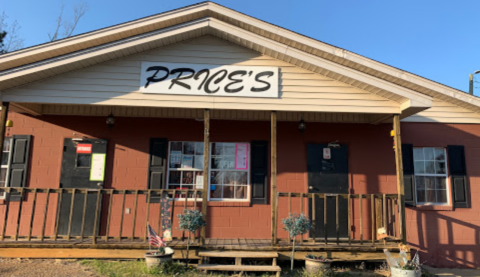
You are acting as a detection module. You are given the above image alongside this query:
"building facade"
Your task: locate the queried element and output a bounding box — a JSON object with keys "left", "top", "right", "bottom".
{"left": 0, "top": 2, "right": 478, "bottom": 268}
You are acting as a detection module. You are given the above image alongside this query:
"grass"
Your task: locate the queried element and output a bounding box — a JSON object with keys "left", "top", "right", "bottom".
{"left": 80, "top": 260, "right": 352, "bottom": 277}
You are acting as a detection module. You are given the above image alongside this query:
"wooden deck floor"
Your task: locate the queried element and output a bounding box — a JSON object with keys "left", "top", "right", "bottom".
{"left": 0, "top": 238, "right": 400, "bottom": 252}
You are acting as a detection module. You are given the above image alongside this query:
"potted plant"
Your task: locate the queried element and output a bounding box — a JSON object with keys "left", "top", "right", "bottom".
{"left": 305, "top": 254, "right": 333, "bottom": 272}
{"left": 384, "top": 247, "right": 422, "bottom": 277}
{"left": 282, "top": 213, "right": 312, "bottom": 271}
{"left": 177, "top": 209, "right": 206, "bottom": 268}
{"left": 145, "top": 224, "right": 174, "bottom": 269}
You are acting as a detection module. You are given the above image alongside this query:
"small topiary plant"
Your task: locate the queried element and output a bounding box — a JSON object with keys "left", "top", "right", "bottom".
{"left": 177, "top": 209, "right": 207, "bottom": 267}
{"left": 282, "top": 213, "right": 312, "bottom": 271}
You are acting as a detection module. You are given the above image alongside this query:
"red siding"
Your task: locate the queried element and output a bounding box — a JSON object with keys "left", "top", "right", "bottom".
{"left": 3, "top": 112, "right": 480, "bottom": 267}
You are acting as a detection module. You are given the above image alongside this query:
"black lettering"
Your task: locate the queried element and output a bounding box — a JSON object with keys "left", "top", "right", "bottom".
{"left": 194, "top": 69, "right": 210, "bottom": 90}
{"left": 169, "top": 68, "right": 195, "bottom": 90}
{"left": 144, "top": 66, "right": 169, "bottom": 88}
{"left": 251, "top": 71, "right": 274, "bottom": 92}
{"left": 224, "top": 70, "right": 246, "bottom": 93}
{"left": 205, "top": 69, "right": 227, "bottom": 94}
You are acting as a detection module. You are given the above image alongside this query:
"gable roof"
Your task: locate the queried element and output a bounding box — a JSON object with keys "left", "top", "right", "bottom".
{"left": 0, "top": 1, "right": 476, "bottom": 118}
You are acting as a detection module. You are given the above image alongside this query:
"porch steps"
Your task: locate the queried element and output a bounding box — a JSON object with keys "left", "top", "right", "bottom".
{"left": 197, "top": 251, "right": 281, "bottom": 276}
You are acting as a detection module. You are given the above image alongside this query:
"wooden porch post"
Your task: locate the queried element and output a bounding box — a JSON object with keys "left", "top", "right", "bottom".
{"left": 393, "top": 114, "right": 407, "bottom": 244}
{"left": 271, "top": 111, "right": 277, "bottom": 245}
{"left": 200, "top": 109, "right": 210, "bottom": 245}
{"left": 0, "top": 102, "right": 9, "bottom": 172}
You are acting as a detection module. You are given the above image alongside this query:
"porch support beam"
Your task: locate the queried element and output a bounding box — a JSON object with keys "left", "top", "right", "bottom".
{"left": 0, "top": 102, "right": 9, "bottom": 171}
{"left": 271, "top": 111, "right": 277, "bottom": 245}
{"left": 393, "top": 114, "right": 407, "bottom": 244}
{"left": 201, "top": 109, "right": 210, "bottom": 246}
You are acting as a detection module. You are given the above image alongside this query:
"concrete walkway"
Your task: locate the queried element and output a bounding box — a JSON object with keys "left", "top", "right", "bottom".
{"left": 424, "top": 266, "right": 480, "bottom": 277}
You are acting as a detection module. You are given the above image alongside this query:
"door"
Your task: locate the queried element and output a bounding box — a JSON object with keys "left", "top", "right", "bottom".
{"left": 307, "top": 144, "right": 349, "bottom": 240}
{"left": 58, "top": 138, "right": 107, "bottom": 236}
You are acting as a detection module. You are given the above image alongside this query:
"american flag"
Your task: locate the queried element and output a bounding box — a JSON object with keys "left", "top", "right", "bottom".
{"left": 147, "top": 224, "right": 166, "bottom": 248}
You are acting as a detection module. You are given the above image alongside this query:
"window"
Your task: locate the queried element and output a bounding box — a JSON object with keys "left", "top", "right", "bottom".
{"left": 167, "top": 141, "right": 204, "bottom": 193}
{"left": 210, "top": 143, "right": 249, "bottom": 201}
{"left": 166, "top": 141, "right": 250, "bottom": 201}
{"left": 413, "top": 147, "right": 449, "bottom": 205}
{"left": 0, "top": 138, "right": 12, "bottom": 199}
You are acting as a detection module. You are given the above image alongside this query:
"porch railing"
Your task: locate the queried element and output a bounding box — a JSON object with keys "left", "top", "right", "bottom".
{"left": 274, "top": 192, "right": 402, "bottom": 245}
{"left": 0, "top": 187, "right": 202, "bottom": 244}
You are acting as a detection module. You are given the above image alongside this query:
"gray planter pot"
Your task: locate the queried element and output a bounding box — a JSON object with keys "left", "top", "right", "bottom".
{"left": 144, "top": 247, "right": 174, "bottom": 269}
{"left": 390, "top": 267, "right": 422, "bottom": 277}
{"left": 305, "top": 257, "right": 333, "bottom": 273}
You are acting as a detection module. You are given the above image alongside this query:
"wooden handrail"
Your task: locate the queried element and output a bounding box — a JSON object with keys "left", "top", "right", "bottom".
{"left": 0, "top": 188, "right": 203, "bottom": 244}
{"left": 274, "top": 192, "right": 402, "bottom": 246}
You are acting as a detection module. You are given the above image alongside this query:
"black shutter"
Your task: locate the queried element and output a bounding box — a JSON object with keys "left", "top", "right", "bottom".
{"left": 447, "top": 145, "right": 469, "bottom": 208}
{"left": 251, "top": 140, "right": 268, "bottom": 204}
{"left": 148, "top": 138, "right": 167, "bottom": 203}
{"left": 8, "top": 135, "right": 32, "bottom": 202}
{"left": 402, "top": 144, "right": 416, "bottom": 207}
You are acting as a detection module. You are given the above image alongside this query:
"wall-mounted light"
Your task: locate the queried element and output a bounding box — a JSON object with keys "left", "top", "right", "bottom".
{"left": 298, "top": 117, "right": 306, "bottom": 133}
{"left": 106, "top": 113, "right": 116, "bottom": 129}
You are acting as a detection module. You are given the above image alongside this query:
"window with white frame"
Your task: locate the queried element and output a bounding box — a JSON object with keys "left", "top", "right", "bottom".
{"left": 0, "top": 138, "right": 12, "bottom": 199}
{"left": 210, "top": 143, "right": 249, "bottom": 200}
{"left": 166, "top": 141, "right": 250, "bottom": 201}
{"left": 413, "top": 147, "right": 449, "bottom": 205}
{"left": 167, "top": 141, "right": 204, "bottom": 194}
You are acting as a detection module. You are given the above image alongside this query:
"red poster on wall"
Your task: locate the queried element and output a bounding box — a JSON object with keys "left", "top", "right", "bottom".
{"left": 76, "top": 144, "right": 92, "bottom": 154}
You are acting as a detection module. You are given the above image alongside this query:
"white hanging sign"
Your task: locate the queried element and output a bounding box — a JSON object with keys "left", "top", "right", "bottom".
{"left": 140, "top": 62, "right": 278, "bottom": 98}
{"left": 323, "top": 148, "right": 331, "bottom": 160}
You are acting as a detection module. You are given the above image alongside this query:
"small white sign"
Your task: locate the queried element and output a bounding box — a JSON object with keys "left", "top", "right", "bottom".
{"left": 140, "top": 62, "right": 278, "bottom": 98}
{"left": 196, "top": 177, "right": 203, "bottom": 189}
{"left": 90, "top": 154, "right": 106, "bottom": 181}
{"left": 323, "top": 148, "right": 331, "bottom": 160}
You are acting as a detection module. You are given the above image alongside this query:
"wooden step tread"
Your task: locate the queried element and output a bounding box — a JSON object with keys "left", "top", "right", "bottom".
{"left": 198, "top": 251, "right": 278, "bottom": 258}
{"left": 197, "top": 264, "right": 281, "bottom": 272}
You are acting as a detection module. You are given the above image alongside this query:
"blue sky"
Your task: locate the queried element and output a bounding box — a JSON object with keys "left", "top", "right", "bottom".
{"left": 2, "top": 0, "right": 480, "bottom": 94}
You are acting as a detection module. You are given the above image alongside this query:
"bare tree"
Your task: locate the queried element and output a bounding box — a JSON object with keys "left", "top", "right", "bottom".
{"left": 0, "top": 11, "right": 24, "bottom": 52}
{"left": 49, "top": 2, "right": 88, "bottom": 42}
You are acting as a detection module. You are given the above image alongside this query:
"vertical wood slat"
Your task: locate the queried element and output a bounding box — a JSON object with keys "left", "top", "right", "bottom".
{"left": 40, "top": 188, "right": 50, "bottom": 242}
{"left": 288, "top": 193, "right": 291, "bottom": 215}
{"left": 171, "top": 189, "right": 176, "bottom": 239}
{"left": 201, "top": 109, "right": 210, "bottom": 246}
{"left": 371, "top": 194, "right": 375, "bottom": 245}
{"left": 119, "top": 190, "right": 126, "bottom": 242}
{"left": 383, "top": 194, "right": 387, "bottom": 245}
{"left": 182, "top": 190, "right": 188, "bottom": 241}
{"left": 393, "top": 115, "right": 407, "bottom": 244}
{"left": 131, "top": 190, "right": 139, "bottom": 242}
{"left": 392, "top": 198, "right": 397, "bottom": 238}
{"left": 27, "top": 188, "right": 38, "bottom": 241}
{"left": 105, "top": 189, "right": 114, "bottom": 242}
{"left": 359, "top": 194, "right": 363, "bottom": 245}
{"left": 311, "top": 194, "right": 316, "bottom": 243}
{"left": 66, "top": 188, "right": 76, "bottom": 241}
{"left": 347, "top": 194, "right": 351, "bottom": 245}
{"left": 144, "top": 190, "right": 151, "bottom": 242}
{"left": 324, "top": 195, "right": 327, "bottom": 245}
{"left": 1, "top": 188, "right": 11, "bottom": 241}
{"left": 336, "top": 195, "right": 339, "bottom": 245}
{"left": 193, "top": 190, "right": 198, "bottom": 239}
{"left": 271, "top": 111, "right": 277, "bottom": 245}
{"left": 388, "top": 198, "right": 392, "bottom": 238}
{"left": 158, "top": 190, "right": 164, "bottom": 235}
{"left": 80, "top": 190, "right": 88, "bottom": 242}
{"left": 54, "top": 191, "right": 63, "bottom": 241}
{"left": 92, "top": 190, "right": 101, "bottom": 244}
{"left": 274, "top": 192, "right": 279, "bottom": 245}
{"left": 299, "top": 192, "right": 303, "bottom": 244}
{"left": 14, "top": 188, "right": 24, "bottom": 241}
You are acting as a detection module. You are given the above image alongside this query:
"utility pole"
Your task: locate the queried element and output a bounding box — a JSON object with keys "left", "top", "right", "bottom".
{"left": 469, "top": 70, "right": 480, "bottom": 95}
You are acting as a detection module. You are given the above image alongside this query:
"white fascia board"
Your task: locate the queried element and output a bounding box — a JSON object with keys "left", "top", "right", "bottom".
{"left": 0, "top": 19, "right": 209, "bottom": 82}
